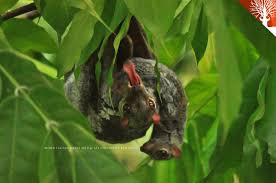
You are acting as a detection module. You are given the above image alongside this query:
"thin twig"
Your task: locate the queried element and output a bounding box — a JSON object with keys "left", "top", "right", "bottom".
{"left": 21, "top": 10, "right": 40, "bottom": 20}
{"left": 1, "top": 3, "right": 38, "bottom": 21}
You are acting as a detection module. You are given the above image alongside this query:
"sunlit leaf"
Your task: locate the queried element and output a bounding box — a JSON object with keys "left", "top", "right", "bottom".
{"left": 124, "top": 0, "right": 180, "bottom": 37}
{"left": 257, "top": 67, "right": 276, "bottom": 163}
{"left": 0, "top": 50, "right": 138, "bottom": 183}
{"left": 192, "top": 6, "right": 208, "bottom": 62}
{"left": 205, "top": 0, "right": 243, "bottom": 144}
{"left": 0, "top": 97, "right": 46, "bottom": 183}
{"left": 0, "top": 0, "right": 18, "bottom": 14}
{"left": 40, "top": 0, "right": 75, "bottom": 38}
{"left": 226, "top": 0, "right": 276, "bottom": 69}
{"left": 55, "top": 10, "right": 98, "bottom": 77}
{"left": 2, "top": 19, "right": 57, "bottom": 53}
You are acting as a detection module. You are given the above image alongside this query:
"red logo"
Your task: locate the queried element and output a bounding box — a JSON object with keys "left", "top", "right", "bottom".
{"left": 240, "top": 0, "right": 276, "bottom": 36}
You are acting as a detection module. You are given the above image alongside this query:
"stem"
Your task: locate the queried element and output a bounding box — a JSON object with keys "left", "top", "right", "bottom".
{"left": 1, "top": 3, "right": 38, "bottom": 21}
{"left": 22, "top": 10, "right": 40, "bottom": 20}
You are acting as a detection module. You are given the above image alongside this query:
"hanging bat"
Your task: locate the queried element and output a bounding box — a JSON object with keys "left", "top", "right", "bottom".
{"left": 65, "top": 17, "right": 187, "bottom": 160}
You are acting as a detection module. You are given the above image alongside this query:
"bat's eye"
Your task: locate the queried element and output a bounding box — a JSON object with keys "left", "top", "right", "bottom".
{"left": 123, "top": 104, "right": 131, "bottom": 113}
{"left": 148, "top": 98, "right": 156, "bottom": 109}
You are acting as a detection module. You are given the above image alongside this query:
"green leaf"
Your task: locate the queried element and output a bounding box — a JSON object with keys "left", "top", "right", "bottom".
{"left": 0, "top": 28, "right": 11, "bottom": 50}
{"left": 198, "top": 33, "right": 217, "bottom": 74}
{"left": 124, "top": 0, "right": 180, "bottom": 37}
{"left": 243, "top": 67, "right": 269, "bottom": 167}
{"left": 30, "top": 86, "right": 88, "bottom": 127}
{"left": 80, "top": 0, "right": 112, "bottom": 33}
{"left": 39, "top": 132, "right": 59, "bottom": 183}
{"left": 203, "top": 60, "right": 269, "bottom": 181}
{"left": 0, "top": 50, "right": 137, "bottom": 183}
{"left": 0, "top": 0, "right": 18, "bottom": 14}
{"left": 0, "top": 75, "right": 2, "bottom": 100}
{"left": 41, "top": 123, "right": 137, "bottom": 183}
{"left": 40, "top": 0, "right": 75, "bottom": 38}
{"left": 229, "top": 26, "right": 259, "bottom": 80}
{"left": 153, "top": 34, "right": 187, "bottom": 67}
{"left": 55, "top": 10, "right": 97, "bottom": 77}
{"left": 1, "top": 19, "right": 57, "bottom": 53}
{"left": 192, "top": 6, "right": 208, "bottom": 62}
{"left": 107, "top": 14, "right": 131, "bottom": 86}
{"left": 167, "top": 0, "right": 194, "bottom": 37}
{"left": 205, "top": 0, "right": 243, "bottom": 144}
{"left": 226, "top": 0, "right": 276, "bottom": 69}
{"left": 0, "top": 97, "right": 46, "bottom": 183}
{"left": 0, "top": 50, "right": 58, "bottom": 99}
{"left": 185, "top": 74, "right": 218, "bottom": 118}
{"left": 257, "top": 66, "right": 276, "bottom": 162}
{"left": 174, "top": 0, "right": 192, "bottom": 17}
{"left": 79, "top": 0, "right": 128, "bottom": 65}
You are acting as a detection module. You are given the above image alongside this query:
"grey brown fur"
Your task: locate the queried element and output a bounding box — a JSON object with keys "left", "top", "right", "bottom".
{"left": 64, "top": 17, "right": 187, "bottom": 160}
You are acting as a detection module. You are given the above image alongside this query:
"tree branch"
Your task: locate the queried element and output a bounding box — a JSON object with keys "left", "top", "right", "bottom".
{"left": 22, "top": 10, "right": 40, "bottom": 20}
{"left": 1, "top": 3, "right": 38, "bottom": 21}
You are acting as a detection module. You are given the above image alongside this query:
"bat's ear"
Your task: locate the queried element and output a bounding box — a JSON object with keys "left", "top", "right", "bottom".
{"left": 128, "top": 17, "right": 155, "bottom": 59}
{"left": 116, "top": 35, "right": 133, "bottom": 71}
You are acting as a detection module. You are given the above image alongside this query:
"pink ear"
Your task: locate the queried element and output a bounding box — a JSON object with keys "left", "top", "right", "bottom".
{"left": 121, "top": 117, "right": 129, "bottom": 128}
{"left": 172, "top": 146, "right": 181, "bottom": 158}
{"left": 152, "top": 113, "right": 160, "bottom": 125}
{"left": 123, "top": 61, "right": 141, "bottom": 86}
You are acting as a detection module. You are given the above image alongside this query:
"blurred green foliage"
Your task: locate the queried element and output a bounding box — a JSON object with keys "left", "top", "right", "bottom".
{"left": 0, "top": 0, "right": 276, "bottom": 182}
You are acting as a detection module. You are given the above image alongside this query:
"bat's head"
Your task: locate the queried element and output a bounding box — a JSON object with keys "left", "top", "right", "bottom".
{"left": 140, "top": 139, "right": 182, "bottom": 160}
{"left": 112, "top": 60, "right": 160, "bottom": 134}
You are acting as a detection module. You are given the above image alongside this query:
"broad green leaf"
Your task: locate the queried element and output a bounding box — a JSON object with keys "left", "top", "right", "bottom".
{"left": 205, "top": 0, "right": 242, "bottom": 144}
{"left": 0, "top": 51, "right": 57, "bottom": 99}
{"left": 107, "top": 15, "right": 131, "bottom": 86}
{"left": 198, "top": 33, "right": 217, "bottom": 74}
{"left": 0, "top": 75, "right": 2, "bottom": 100}
{"left": 96, "top": 0, "right": 128, "bottom": 61}
{"left": 174, "top": 0, "right": 192, "bottom": 17}
{"left": 185, "top": 74, "right": 218, "bottom": 118}
{"left": 1, "top": 19, "right": 57, "bottom": 53}
{"left": 192, "top": 6, "right": 208, "bottom": 62}
{"left": 229, "top": 26, "right": 259, "bottom": 80}
{"left": 40, "top": 0, "right": 75, "bottom": 38}
{"left": 0, "top": 50, "right": 137, "bottom": 183}
{"left": 203, "top": 60, "right": 269, "bottom": 181}
{"left": 184, "top": 117, "right": 219, "bottom": 182}
{"left": 36, "top": 17, "right": 58, "bottom": 47}
{"left": 124, "top": 0, "right": 180, "bottom": 37}
{"left": 0, "top": 0, "right": 18, "bottom": 14}
{"left": 71, "top": 0, "right": 111, "bottom": 33}
{"left": 0, "top": 28, "right": 10, "bottom": 50}
{"left": 56, "top": 10, "right": 97, "bottom": 77}
{"left": 79, "top": 0, "right": 128, "bottom": 65}
{"left": 41, "top": 123, "right": 137, "bottom": 183}
{"left": 173, "top": 49, "right": 199, "bottom": 86}
{"left": 257, "top": 67, "right": 276, "bottom": 162}
{"left": 153, "top": 34, "right": 187, "bottom": 67}
{"left": 39, "top": 132, "right": 59, "bottom": 183}
{"left": 167, "top": 0, "right": 194, "bottom": 37}
{"left": 0, "top": 97, "right": 46, "bottom": 183}
{"left": 183, "top": 75, "right": 218, "bottom": 182}
{"left": 30, "top": 86, "right": 88, "bottom": 127}
{"left": 243, "top": 67, "right": 269, "bottom": 167}
{"left": 167, "top": 0, "right": 203, "bottom": 39}
{"left": 226, "top": 0, "right": 276, "bottom": 69}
